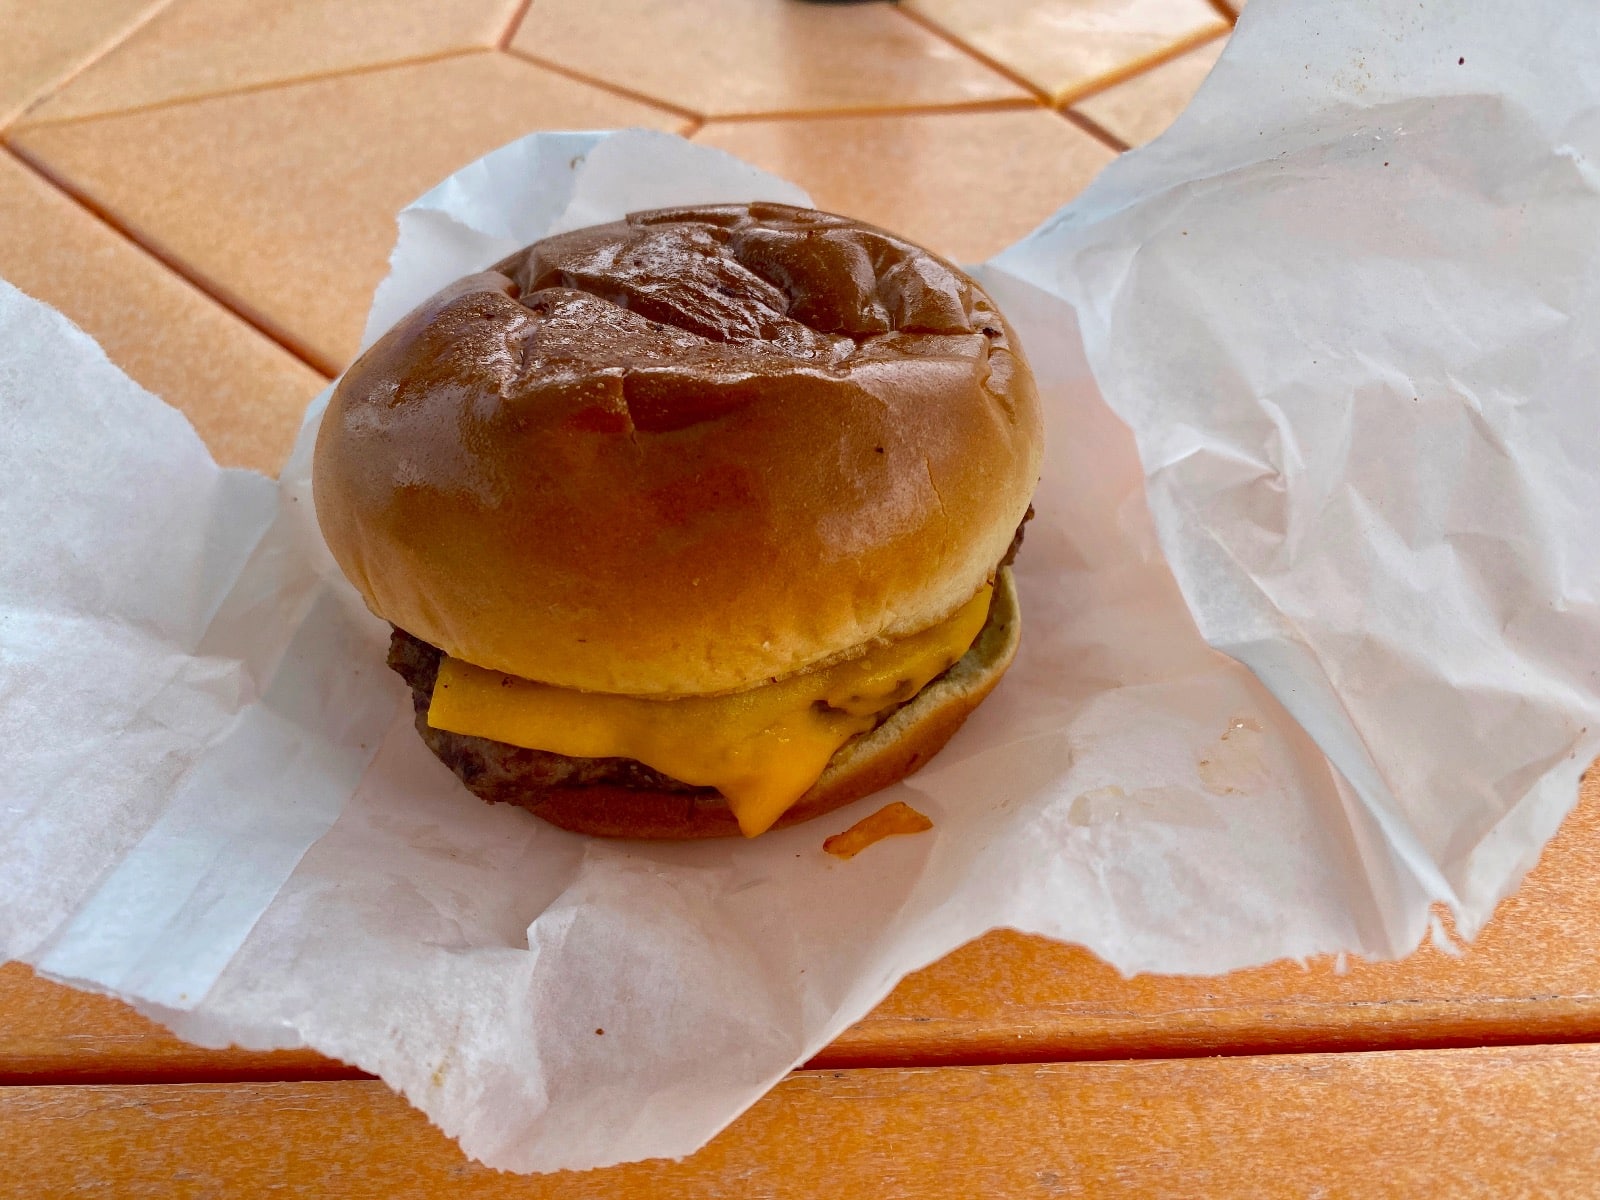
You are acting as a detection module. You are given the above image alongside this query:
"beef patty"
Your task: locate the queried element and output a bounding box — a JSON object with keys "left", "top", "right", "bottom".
{"left": 389, "top": 628, "right": 712, "bottom": 802}
{"left": 390, "top": 510, "right": 1030, "bottom": 807}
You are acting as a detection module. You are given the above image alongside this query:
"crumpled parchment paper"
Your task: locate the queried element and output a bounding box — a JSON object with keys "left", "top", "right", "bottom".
{"left": 3, "top": 0, "right": 1596, "bottom": 1172}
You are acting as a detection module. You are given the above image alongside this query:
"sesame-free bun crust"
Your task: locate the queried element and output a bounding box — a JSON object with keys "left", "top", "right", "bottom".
{"left": 499, "top": 565, "right": 1021, "bottom": 839}
{"left": 314, "top": 203, "right": 1042, "bottom": 696}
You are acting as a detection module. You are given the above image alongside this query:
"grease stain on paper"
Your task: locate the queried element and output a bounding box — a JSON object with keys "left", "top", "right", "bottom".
{"left": 1066, "top": 786, "right": 1224, "bottom": 830}
{"left": 1197, "top": 716, "right": 1269, "bottom": 796}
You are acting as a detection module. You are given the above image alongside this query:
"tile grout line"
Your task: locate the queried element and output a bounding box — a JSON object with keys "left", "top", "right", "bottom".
{"left": 890, "top": 4, "right": 1131, "bottom": 155}
{"left": 499, "top": 46, "right": 700, "bottom": 123}
{"left": 1057, "top": 108, "right": 1130, "bottom": 154}
{"left": 8, "top": 46, "right": 485, "bottom": 133}
{"left": 1056, "top": 27, "right": 1232, "bottom": 110}
{"left": 890, "top": 4, "right": 1054, "bottom": 106}
{"left": 6, "top": 0, "right": 183, "bottom": 130}
{"left": 892, "top": 3, "right": 1228, "bottom": 154}
{"left": 497, "top": 0, "right": 537, "bottom": 50}
{"left": 503, "top": 22, "right": 1046, "bottom": 129}
{"left": 1210, "top": 0, "right": 1242, "bottom": 24}
{"left": 1, "top": 142, "right": 336, "bottom": 379}
{"left": 696, "top": 96, "right": 1044, "bottom": 127}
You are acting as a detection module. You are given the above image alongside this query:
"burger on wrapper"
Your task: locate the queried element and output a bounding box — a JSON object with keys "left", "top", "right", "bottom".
{"left": 314, "top": 203, "right": 1042, "bottom": 839}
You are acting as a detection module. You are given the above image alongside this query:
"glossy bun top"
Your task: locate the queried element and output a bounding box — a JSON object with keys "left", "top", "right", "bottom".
{"left": 313, "top": 203, "right": 1042, "bottom": 695}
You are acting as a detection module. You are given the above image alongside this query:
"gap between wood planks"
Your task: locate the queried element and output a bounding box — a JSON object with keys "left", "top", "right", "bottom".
{"left": 6, "top": 1003, "right": 1600, "bottom": 1088}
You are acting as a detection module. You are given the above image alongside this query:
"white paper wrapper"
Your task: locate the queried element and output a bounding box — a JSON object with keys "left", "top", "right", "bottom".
{"left": 3, "top": 0, "right": 1598, "bottom": 1173}
{"left": 994, "top": 0, "right": 1600, "bottom": 934}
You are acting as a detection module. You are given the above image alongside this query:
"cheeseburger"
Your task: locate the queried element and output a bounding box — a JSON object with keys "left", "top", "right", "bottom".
{"left": 314, "top": 203, "right": 1041, "bottom": 839}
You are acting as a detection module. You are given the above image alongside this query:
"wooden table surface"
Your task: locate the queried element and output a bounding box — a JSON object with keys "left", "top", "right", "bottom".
{"left": 6, "top": 2, "right": 1597, "bottom": 1194}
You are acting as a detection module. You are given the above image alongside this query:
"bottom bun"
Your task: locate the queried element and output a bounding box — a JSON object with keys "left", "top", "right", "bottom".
{"left": 509, "top": 567, "right": 1022, "bottom": 840}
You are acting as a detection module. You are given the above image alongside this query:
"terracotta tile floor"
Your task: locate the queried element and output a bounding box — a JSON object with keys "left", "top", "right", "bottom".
{"left": 509, "top": 0, "right": 1030, "bottom": 117}
{"left": 4, "top": 1, "right": 1235, "bottom": 472}
{"left": 696, "top": 108, "right": 1114, "bottom": 262}
{"left": 903, "top": 0, "right": 1228, "bottom": 104}
{"left": 1076, "top": 32, "right": 1226, "bottom": 146}
{"left": 0, "top": 0, "right": 156, "bottom": 126}
{"left": 25, "top": 0, "right": 525, "bottom": 124}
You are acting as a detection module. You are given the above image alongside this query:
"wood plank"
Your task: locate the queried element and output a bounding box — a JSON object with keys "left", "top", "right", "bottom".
{"left": 836, "top": 767, "right": 1600, "bottom": 1066}
{"left": 4, "top": 770, "right": 1595, "bottom": 1081}
{"left": 3, "top": 1046, "right": 1597, "bottom": 1196}
{"left": 0, "top": 970, "right": 354, "bottom": 1083}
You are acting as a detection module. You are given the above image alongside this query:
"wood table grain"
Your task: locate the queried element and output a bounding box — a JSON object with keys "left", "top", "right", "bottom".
{"left": 6, "top": 1046, "right": 1599, "bottom": 1198}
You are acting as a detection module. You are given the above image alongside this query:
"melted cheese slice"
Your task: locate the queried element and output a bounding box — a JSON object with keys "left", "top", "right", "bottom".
{"left": 427, "top": 585, "right": 993, "bottom": 837}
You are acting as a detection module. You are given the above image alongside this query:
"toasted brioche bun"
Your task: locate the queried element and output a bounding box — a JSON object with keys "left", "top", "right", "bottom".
{"left": 491, "top": 565, "right": 1020, "bottom": 839}
{"left": 314, "top": 203, "right": 1041, "bottom": 697}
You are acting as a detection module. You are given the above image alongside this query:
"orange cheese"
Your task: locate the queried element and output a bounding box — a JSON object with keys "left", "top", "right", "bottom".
{"left": 426, "top": 585, "right": 992, "bottom": 836}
